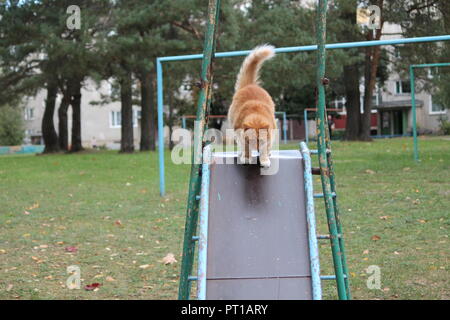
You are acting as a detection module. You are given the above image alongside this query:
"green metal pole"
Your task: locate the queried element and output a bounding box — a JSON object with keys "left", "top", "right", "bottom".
{"left": 178, "top": 0, "right": 221, "bottom": 300}
{"left": 410, "top": 66, "right": 419, "bottom": 162}
{"left": 315, "top": 0, "right": 347, "bottom": 300}
{"left": 323, "top": 111, "right": 351, "bottom": 299}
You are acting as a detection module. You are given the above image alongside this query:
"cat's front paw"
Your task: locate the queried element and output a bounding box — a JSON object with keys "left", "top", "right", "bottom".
{"left": 260, "top": 158, "right": 271, "bottom": 168}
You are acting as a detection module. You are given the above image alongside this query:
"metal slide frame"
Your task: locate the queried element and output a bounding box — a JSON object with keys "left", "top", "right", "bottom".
{"left": 196, "top": 143, "right": 322, "bottom": 300}
{"left": 409, "top": 62, "right": 450, "bottom": 162}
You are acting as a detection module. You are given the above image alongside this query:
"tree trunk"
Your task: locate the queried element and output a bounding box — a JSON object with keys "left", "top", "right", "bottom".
{"left": 42, "top": 80, "right": 59, "bottom": 153}
{"left": 360, "top": 0, "right": 384, "bottom": 141}
{"left": 120, "top": 71, "right": 134, "bottom": 153}
{"left": 139, "top": 69, "right": 156, "bottom": 151}
{"left": 70, "top": 81, "right": 84, "bottom": 152}
{"left": 58, "top": 89, "right": 71, "bottom": 151}
{"left": 343, "top": 64, "right": 361, "bottom": 140}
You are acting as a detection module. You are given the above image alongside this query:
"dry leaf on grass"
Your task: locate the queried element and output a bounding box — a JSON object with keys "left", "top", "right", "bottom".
{"left": 84, "top": 283, "right": 102, "bottom": 291}
{"left": 161, "top": 253, "right": 177, "bottom": 265}
{"left": 365, "top": 169, "right": 376, "bottom": 174}
{"left": 371, "top": 235, "right": 381, "bottom": 241}
{"left": 26, "top": 203, "right": 40, "bottom": 210}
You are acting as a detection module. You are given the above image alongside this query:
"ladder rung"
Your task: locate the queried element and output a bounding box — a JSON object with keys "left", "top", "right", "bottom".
{"left": 321, "top": 274, "right": 347, "bottom": 280}
{"left": 314, "top": 192, "right": 336, "bottom": 198}
{"left": 317, "top": 234, "right": 342, "bottom": 240}
{"left": 188, "top": 276, "right": 198, "bottom": 281}
{"left": 310, "top": 149, "right": 331, "bottom": 155}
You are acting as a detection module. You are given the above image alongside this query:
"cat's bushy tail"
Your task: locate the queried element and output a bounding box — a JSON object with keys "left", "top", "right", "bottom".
{"left": 234, "top": 44, "right": 275, "bottom": 92}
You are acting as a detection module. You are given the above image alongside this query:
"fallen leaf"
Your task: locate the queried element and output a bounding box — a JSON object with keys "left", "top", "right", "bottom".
{"left": 365, "top": 169, "right": 376, "bottom": 174}
{"left": 25, "top": 203, "right": 40, "bottom": 211}
{"left": 84, "top": 283, "right": 101, "bottom": 291}
{"left": 114, "top": 220, "right": 123, "bottom": 227}
{"left": 139, "top": 264, "right": 151, "bottom": 269}
{"left": 363, "top": 250, "right": 369, "bottom": 254}
{"left": 161, "top": 253, "right": 177, "bottom": 265}
{"left": 6, "top": 284, "right": 13, "bottom": 292}
{"left": 23, "top": 211, "right": 31, "bottom": 215}
{"left": 379, "top": 216, "right": 389, "bottom": 220}
{"left": 371, "top": 235, "right": 381, "bottom": 241}
{"left": 65, "top": 246, "right": 78, "bottom": 253}
{"left": 105, "top": 276, "right": 116, "bottom": 282}
{"left": 0, "top": 249, "right": 6, "bottom": 254}
{"left": 31, "top": 256, "right": 44, "bottom": 263}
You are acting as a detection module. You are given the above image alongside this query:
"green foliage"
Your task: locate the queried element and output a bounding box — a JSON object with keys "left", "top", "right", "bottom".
{"left": 387, "top": 0, "right": 450, "bottom": 103}
{"left": 438, "top": 116, "right": 450, "bottom": 135}
{"left": 0, "top": 105, "right": 24, "bottom": 146}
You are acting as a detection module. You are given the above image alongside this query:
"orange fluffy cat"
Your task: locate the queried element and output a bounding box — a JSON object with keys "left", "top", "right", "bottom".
{"left": 227, "top": 44, "right": 277, "bottom": 168}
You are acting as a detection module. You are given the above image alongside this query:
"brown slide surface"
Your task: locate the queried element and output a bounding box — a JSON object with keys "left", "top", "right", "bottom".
{"left": 206, "top": 151, "right": 312, "bottom": 300}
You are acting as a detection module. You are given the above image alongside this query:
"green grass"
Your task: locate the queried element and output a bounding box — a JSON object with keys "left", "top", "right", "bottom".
{"left": 0, "top": 136, "right": 449, "bottom": 300}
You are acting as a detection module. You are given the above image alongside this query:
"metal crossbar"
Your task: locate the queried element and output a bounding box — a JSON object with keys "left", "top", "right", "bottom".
{"left": 157, "top": 36, "right": 450, "bottom": 196}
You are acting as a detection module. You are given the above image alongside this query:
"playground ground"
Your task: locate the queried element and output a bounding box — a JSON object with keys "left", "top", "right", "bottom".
{"left": 0, "top": 136, "right": 448, "bottom": 300}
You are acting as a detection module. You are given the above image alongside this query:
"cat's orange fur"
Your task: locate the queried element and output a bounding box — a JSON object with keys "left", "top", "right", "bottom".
{"left": 227, "top": 45, "right": 276, "bottom": 167}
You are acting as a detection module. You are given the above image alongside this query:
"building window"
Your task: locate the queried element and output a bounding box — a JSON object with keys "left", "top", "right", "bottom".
{"left": 430, "top": 96, "right": 446, "bottom": 115}
{"left": 110, "top": 110, "right": 139, "bottom": 128}
{"left": 331, "top": 97, "right": 346, "bottom": 113}
{"left": 395, "top": 81, "right": 411, "bottom": 94}
{"left": 24, "top": 107, "right": 34, "bottom": 120}
{"left": 394, "top": 47, "right": 401, "bottom": 58}
{"left": 371, "top": 83, "right": 381, "bottom": 106}
{"left": 110, "top": 111, "right": 121, "bottom": 128}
